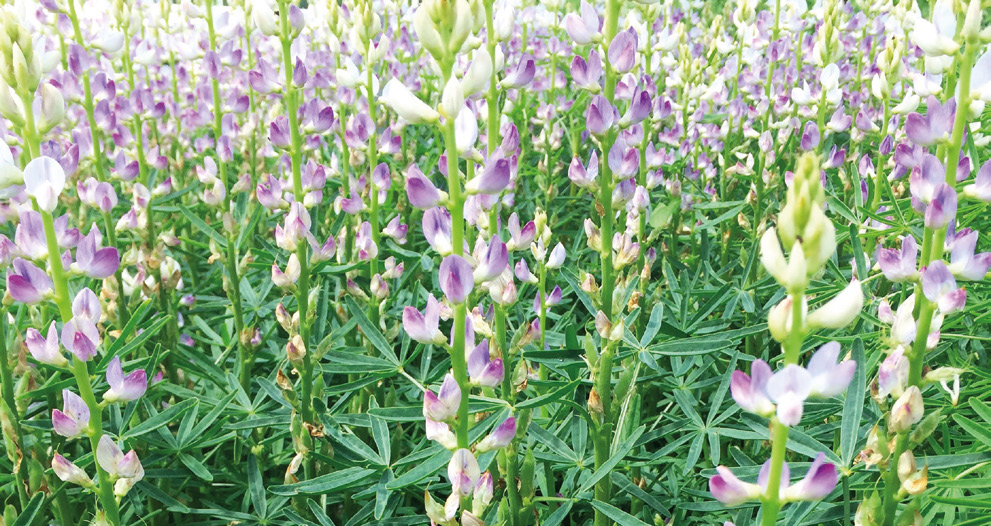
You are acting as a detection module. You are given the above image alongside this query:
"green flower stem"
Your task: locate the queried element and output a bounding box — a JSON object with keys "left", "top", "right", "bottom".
{"left": 591, "top": 2, "right": 622, "bottom": 524}
{"left": 538, "top": 260, "right": 547, "bottom": 351}
{"left": 484, "top": 0, "right": 501, "bottom": 237}
{"left": 760, "top": 417, "right": 790, "bottom": 526}
{"left": 365, "top": 43, "right": 382, "bottom": 323}
{"left": 761, "top": 288, "right": 805, "bottom": 526}
{"left": 66, "top": 0, "right": 130, "bottom": 328}
{"left": 41, "top": 206, "right": 121, "bottom": 526}
{"left": 204, "top": 0, "right": 248, "bottom": 392}
{"left": 494, "top": 305, "right": 522, "bottom": 526}
{"left": 881, "top": 33, "right": 980, "bottom": 526}
{"left": 276, "top": 0, "right": 318, "bottom": 483}
{"left": 14, "top": 88, "right": 78, "bottom": 525}
{"left": 438, "top": 73, "right": 472, "bottom": 510}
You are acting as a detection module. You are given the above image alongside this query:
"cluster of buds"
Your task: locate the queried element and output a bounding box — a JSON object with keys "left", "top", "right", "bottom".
{"left": 712, "top": 153, "right": 861, "bottom": 520}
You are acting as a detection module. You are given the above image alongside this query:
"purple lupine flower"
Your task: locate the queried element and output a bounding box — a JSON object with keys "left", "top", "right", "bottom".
{"left": 475, "top": 471, "right": 494, "bottom": 508}
{"left": 96, "top": 436, "right": 144, "bottom": 483}
{"left": 607, "top": 27, "right": 638, "bottom": 73}
{"left": 355, "top": 222, "right": 378, "bottom": 261}
{"left": 8, "top": 258, "right": 54, "bottom": 304}
{"left": 563, "top": 0, "right": 600, "bottom": 44}
{"left": 766, "top": 365, "right": 813, "bottom": 426}
{"left": 406, "top": 164, "right": 448, "bottom": 209}
{"left": 533, "top": 286, "right": 562, "bottom": 314}
{"left": 425, "top": 417, "right": 457, "bottom": 450}
{"left": 467, "top": 340, "right": 503, "bottom": 387}
{"left": 52, "top": 389, "right": 89, "bottom": 438}
{"left": 568, "top": 151, "right": 599, "bottom": 191}
{"left": 621, "top": 89, "right": 651, "bottom": 127}
{"left": 514, "top": 258, "right": 538, "bottom": 284}
{"left": 466, "top": 157, "right": 510, "bottom": 195}
{"left": 72, "top": 225, "right": 119, "bottom": 279}
{"left": 962, "top": 159, "right": 991, "bottom": 201}
{"left": 925, "top": 183, "right": 957, "bottom": 228}
{"left": 275, "top": 203, "right": 311, "bottom": 252}
{"left": 439, "top": 255, "right": 474, "bottom": 304}
{"left": 507, "top": 213, "right": 535, "bottom": 251}
{"left": 382, "top": 216, "right": 408, "bottom": 245}
{"left": 256, "top": 174, "right": 287, "bottom": 209}
{"left": 476, "top": 416, "right": 516, "bottom": 452}
{"left": 25, "top": 321, "right": 66, "bottom": 366}
{"left": 921, "top": 260, "right": 966, "bottom": 314}
{"left": 335, "top": 189, "right": 365, "bottom": 215}
{"left": 403, "top": 294, "right": 445, "bottom": 345}
{"left": 14, "top": 211, "right": 50, "bottom": 260}
{"left": 826, "top": 108, "right": 852, "bottom": 133}
{"left": 947, "top": 229, "right": 991, "bottom": 280}
{"left": 878, "top": 347, "right": 909, "bottom": 398}
{"left": 473, "top": 237, "right": 508, "bottom": 283}
{"left": 800, "top": 121, "right": 820, "bottom": 151}
{"left": 23, "top": 156, "right": 65, "bottom": 212}
{"left": 782, "top": 452, "right": 838, "bottom": 501}
{"left": 423, "top": 373, "right": 460, "bottom": 422}
{"left": 72, "top": 288, "right": 101, "bottom": 323}
{"left": 730, "top": 359, "right": 774, "bottom": 416}
{"left": 905, "top": 96, "right": 955, "bottom": 146}
{"left": 709, "top": 466, "right": 761, "bottom": 506}
{"left": 52, "top": 453, "right": 92, "bottom": 487}
{"left": 103, "top": 356, "right": 148, "bottom": 403}
{"left": 608, "top": 140, "right": 639, "bottom": 178}
{"left": 78, "top": 178, "right": 117, "bottom": 212}
{"left": 571, "top": 51, "right": 603, "bottom": 92}
{"left": 878, "top": 236, "right": 919, "bottom": 282}
{"left": 501, "top": 54, "right": 536, "bottom": 89}
{"left": 586, "top": 95, "right": 617, "bottom": 135}
{"left": 448, "top": 449, "right": 481, "bottom": 496}
{"left": 269, "top": 116, "right": 292, "bottom": 149}
{"left": 910, "top": 154, "right": 946, "bottom": 213}
{"left": 805, "top": 342, "right": 856, "bottom": 397}
{"left": 423, "top": 207, "right": 454, "bottom": 255}
{"left": 271, "top": 254, "right": 301, "bottom": 289}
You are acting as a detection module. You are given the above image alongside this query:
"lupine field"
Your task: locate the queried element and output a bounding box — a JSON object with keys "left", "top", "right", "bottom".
{"left": 2, "top": 0, "right": 991, "bottom": 524}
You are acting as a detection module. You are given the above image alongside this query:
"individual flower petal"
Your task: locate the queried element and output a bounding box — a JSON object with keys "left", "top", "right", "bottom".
{"left": 766, "top": 365, "right": 812, "bottom": 426}
{"left": 805, "top": 342, "right": 856, "bottom": 397}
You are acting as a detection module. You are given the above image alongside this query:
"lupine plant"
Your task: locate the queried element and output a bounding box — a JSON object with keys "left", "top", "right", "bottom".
{"left": 1, "top": 0, "right": 991, "bottom": 525}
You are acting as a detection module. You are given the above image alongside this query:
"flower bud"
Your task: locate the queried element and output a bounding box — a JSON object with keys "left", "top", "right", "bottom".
{"left": 461, "top": 51, "right": 492, "bottom": 97}
{"left": 52, "top": 453, "right": 93, "bottom": 488}
{"left": 897, "top": 450, "right": 916, "bottom": 482}
{"left": 37, "top": 83, "right": 65, "bottom": 134}
{"left": 286, "top": 334, "right": 306, "bottom": 366}
{"left": 440, "top": 77, "right": 465, "bottom": 120}
{"left": 252, "top": 0, "right": 279, "bottom": 36}
{"left": 807, "top": 280, "right": 863, "bottom": 329}
{"left": 888, "top": 386, "right": 923, "bottom": 434}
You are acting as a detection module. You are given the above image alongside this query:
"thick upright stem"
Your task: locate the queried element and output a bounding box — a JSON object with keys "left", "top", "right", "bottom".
{"left": 205, "top": 0, "right": 248, "bottom": 390}
{"left": 277, "top": 0, "right": 317, "bottom": 485}
{"left": 760, "top": 288, "right": 804, "bottom": 525}
{"left": 41, "top": 207, "right": 121, "bottom": 525}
